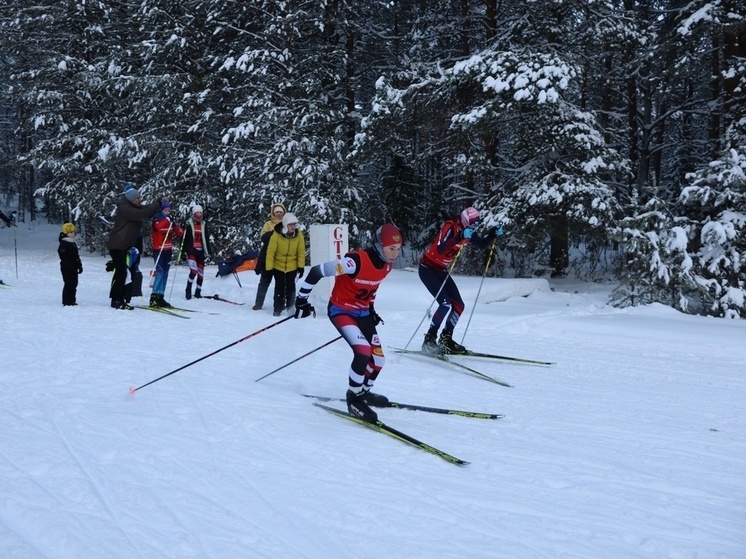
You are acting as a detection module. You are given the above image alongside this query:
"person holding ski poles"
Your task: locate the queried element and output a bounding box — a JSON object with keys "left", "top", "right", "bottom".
{"left": 149, "top": 201, "right": 184, "bottom": 308}
{"left": 419, "top": 207, "right": 501, "bottom": 355}
{"left": 294, "top": 223, "right": 403, "bottom": 423}
{"left": 107, "top": 186, "right": 165, "bottom": 310}
{"left": 184, "top": 205, "right": 211, "bottom": 300}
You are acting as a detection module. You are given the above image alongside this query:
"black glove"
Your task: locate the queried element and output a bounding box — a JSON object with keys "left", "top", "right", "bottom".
{"left": 369, "top": 305, "right": 384, "bottom": 326}
{"left": 294, "top": 297, "right": 315, "bottom": 319}
{"left": 105, "top": 260, "right": 115, "bottom": 272}
{"left": 297, "top": 267, "right": 304, "bottom": 279}
{"left": 78, "top": 265, "right": 83, "bottom": 274}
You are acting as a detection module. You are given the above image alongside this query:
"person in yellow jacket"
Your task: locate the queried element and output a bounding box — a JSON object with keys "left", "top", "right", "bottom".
{"left": 266, "top": 212, "right": 306, "bottom": 316}
{"left": 253, "top": 202, "right": 287, "bottom": 310}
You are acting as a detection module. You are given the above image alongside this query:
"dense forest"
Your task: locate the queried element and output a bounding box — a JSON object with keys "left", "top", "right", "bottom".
{"left": 0, "top": 0, "right": 744, "bottom": 317}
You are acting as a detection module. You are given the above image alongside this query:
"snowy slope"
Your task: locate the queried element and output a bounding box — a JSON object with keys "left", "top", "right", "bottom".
{"left": 1, "top": 222, "right": 745, "bottom": 559}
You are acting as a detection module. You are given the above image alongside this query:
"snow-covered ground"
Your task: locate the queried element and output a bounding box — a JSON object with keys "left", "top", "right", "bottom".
{"left": 1, "top": 221, "right": 745, "bottom": 559}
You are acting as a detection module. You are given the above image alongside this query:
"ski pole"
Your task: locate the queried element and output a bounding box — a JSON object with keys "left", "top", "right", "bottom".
{"left": 402, "top": 246, "right": 463, "bottom": 351}
{"left": 13, "top": 218, "right": 18, "bottom": 279}
{"left": 168, "top": 233, "right": 186, "bottom": 300}
{"left": 254, "top": 336, "right": 343, "bottom": 382}
{"left": 460, "top": 238, "right": 497, "bottom": 344}
{"left": 129, "top": 315, "right": 294, "bottom": 393}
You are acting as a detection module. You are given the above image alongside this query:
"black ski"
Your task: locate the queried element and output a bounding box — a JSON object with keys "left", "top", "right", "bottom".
{"left": 201, "top": 294, "right": 244, "bottom": 305}
{"left": 458, "top": 350, "right": 555, "bottom": 366}
{"left": 392, "top": 348, "right": 512, "bottom": 387}
{"left": 134, "top": 305, "right": 190, "bottom": 319}
{"left": 313, "top": 402, "right": 469, "bottom": 465}
{"left": 303, "top": 394, "right": 503, "bottom": 420}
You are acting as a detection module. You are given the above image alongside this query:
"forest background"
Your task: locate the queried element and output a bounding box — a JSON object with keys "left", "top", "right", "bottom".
{"left": 0, "top": 0, "right": 744, "bottom": 317}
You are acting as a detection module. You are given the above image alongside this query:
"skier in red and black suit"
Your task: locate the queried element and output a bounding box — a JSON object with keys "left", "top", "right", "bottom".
{"left": 294, "top": 223, "right": 403, "bottom": 423}
{"left": 419, "top": 207, "right": 500, "bottom": 355}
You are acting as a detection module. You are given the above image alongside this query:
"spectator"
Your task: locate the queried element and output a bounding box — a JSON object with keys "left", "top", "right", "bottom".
{"left": 150, "top": 201, "right": 184, "bottom": 308}
{"left": 265, "top": 212, "right": 305, "bottom": 316}
{"left": 253, "top": 203, "right": 286, "bottom": 310}
{"left": 107, "top": 186, "right": 164, "bottom": 310}
{"left": 184, "top": 205, "right": 211, "bottom": 300}
{"left": 58, "top": 222, "right": 83, "bottom": 306}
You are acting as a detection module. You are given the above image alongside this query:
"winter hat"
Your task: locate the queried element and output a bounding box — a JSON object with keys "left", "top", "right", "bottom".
{"left": 460, "top": 207, "right": 480, "bottom": 228}
{"left": 271, "top": 203, "right": 286, "bottom": 216}
{"left": 124, "top": 188, "right": 142, "bottom": 202}
{"left": 161, "top": 200, "right": 171, "bottom": 211}
{"left": 192, "top": 204, "right": 203, "bottom": 214}
{"left": 281, "top": 213, "right": 299, "bottom": 235}
{"left": 376, "top": 223, "right": 402, "bottom": 247}
{"left": 61, "top": 222, "right": 76, "bottom": 235}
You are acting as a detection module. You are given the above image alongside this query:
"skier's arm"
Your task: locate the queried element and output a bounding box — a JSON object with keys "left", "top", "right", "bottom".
{"left": 296, "top": 255, "right": 359, "bottom": 300}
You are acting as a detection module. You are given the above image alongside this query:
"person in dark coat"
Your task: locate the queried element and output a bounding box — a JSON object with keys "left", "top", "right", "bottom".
{"left": 253, "top": 202, "right": 287, "bottom": 310}
{"left": 106, "top": 186, "right": 165, "bottom": 309}
{"left": 58, "top": 222, "right": 83, "bottom": 306}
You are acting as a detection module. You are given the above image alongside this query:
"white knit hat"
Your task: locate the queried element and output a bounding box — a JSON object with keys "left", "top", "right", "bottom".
{"left": 281, "top": 213, "right": 299, "bottom": 235}
{"left": 192, "top": 205, "right": 203, "bottom": 214}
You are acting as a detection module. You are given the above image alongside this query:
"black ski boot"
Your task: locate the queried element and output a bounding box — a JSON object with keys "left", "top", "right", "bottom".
{"left": 150, "top": 294, "right": 172, "bottom": 308}
{"left": 361, "top": 387, "right": 389, "bottom": 408}
{"left": 422, "top": 331, "right": 442, "bottom": 355}
{"left": 185, "top": 283, "right": 192, "bottom": 300}
{"left": 346, "top": 389, "right": 378, "bottom": 423}
{"left": 439, "top": 331, "right": 467, "bottom": 355}
{"left": 194, "top": 288, "right": 202, "bottom": 299}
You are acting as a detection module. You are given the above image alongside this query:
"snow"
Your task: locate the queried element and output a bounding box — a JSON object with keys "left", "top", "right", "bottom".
{"left": 1, "top": 222, "right": 745, "bottom": 559}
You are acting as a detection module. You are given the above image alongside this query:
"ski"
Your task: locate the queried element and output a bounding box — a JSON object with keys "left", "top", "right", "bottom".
{"left": 303, "top": 394, "right": 503, "bottom": 420}
{"left": 201, "top": 294, "right": 245, "bottom": 305}
{"left": 313, "top": 402, "right": 469, "bottom": 465}
{"left": 134, "top": 305, "right": 190, "bottom": 319}
{"left": 458, "top": 350, "right": 555, "bottom": 366}
{"left": 166, "top": 305, "right": 219, "bottom": 315}
{"left": 392, "top": 348, "right": 512, "bottom": 387}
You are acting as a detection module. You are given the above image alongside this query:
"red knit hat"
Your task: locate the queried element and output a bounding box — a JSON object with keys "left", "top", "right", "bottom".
{"left": 376, "top": 223, "right": 402, "bottom": 247}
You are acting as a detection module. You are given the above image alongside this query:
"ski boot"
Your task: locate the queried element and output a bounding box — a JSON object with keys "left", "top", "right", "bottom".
{"left": 185, "top": 283, "right": 192, "bottom": 300}
{"left": 421, "top": 331, "right": 443, "bottom": 355}
{"left": 346, "top": 389, "right": 378, "bottom": 423}
{"left": 361, "top": 386, "right": 389, "bottom": 408}
{"left": 194, "top": 288, "right": 202, "bottom": 299}
{"left": 439, "top": 331, "right": 468, "bottom": 355}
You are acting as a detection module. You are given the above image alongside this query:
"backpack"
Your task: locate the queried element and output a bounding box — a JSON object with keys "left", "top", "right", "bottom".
{"left": 215, "top": 250, "right": 259, "bottom": 286}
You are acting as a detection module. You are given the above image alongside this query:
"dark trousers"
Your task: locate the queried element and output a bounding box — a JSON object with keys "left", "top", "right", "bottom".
{"left": 254, "top": 270, "right": 273, "bottom": 307}
{"left": 418, "top": 263, "right": 465, "bottom": 334}
{"left": 109, "top": 249, "right": 128, "bottom": 305}
{"left": 272, "top": 270, "right": 297, "bottom": 313}
{"left": 61, "top": 267, "right": 78, "bottom": 305}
